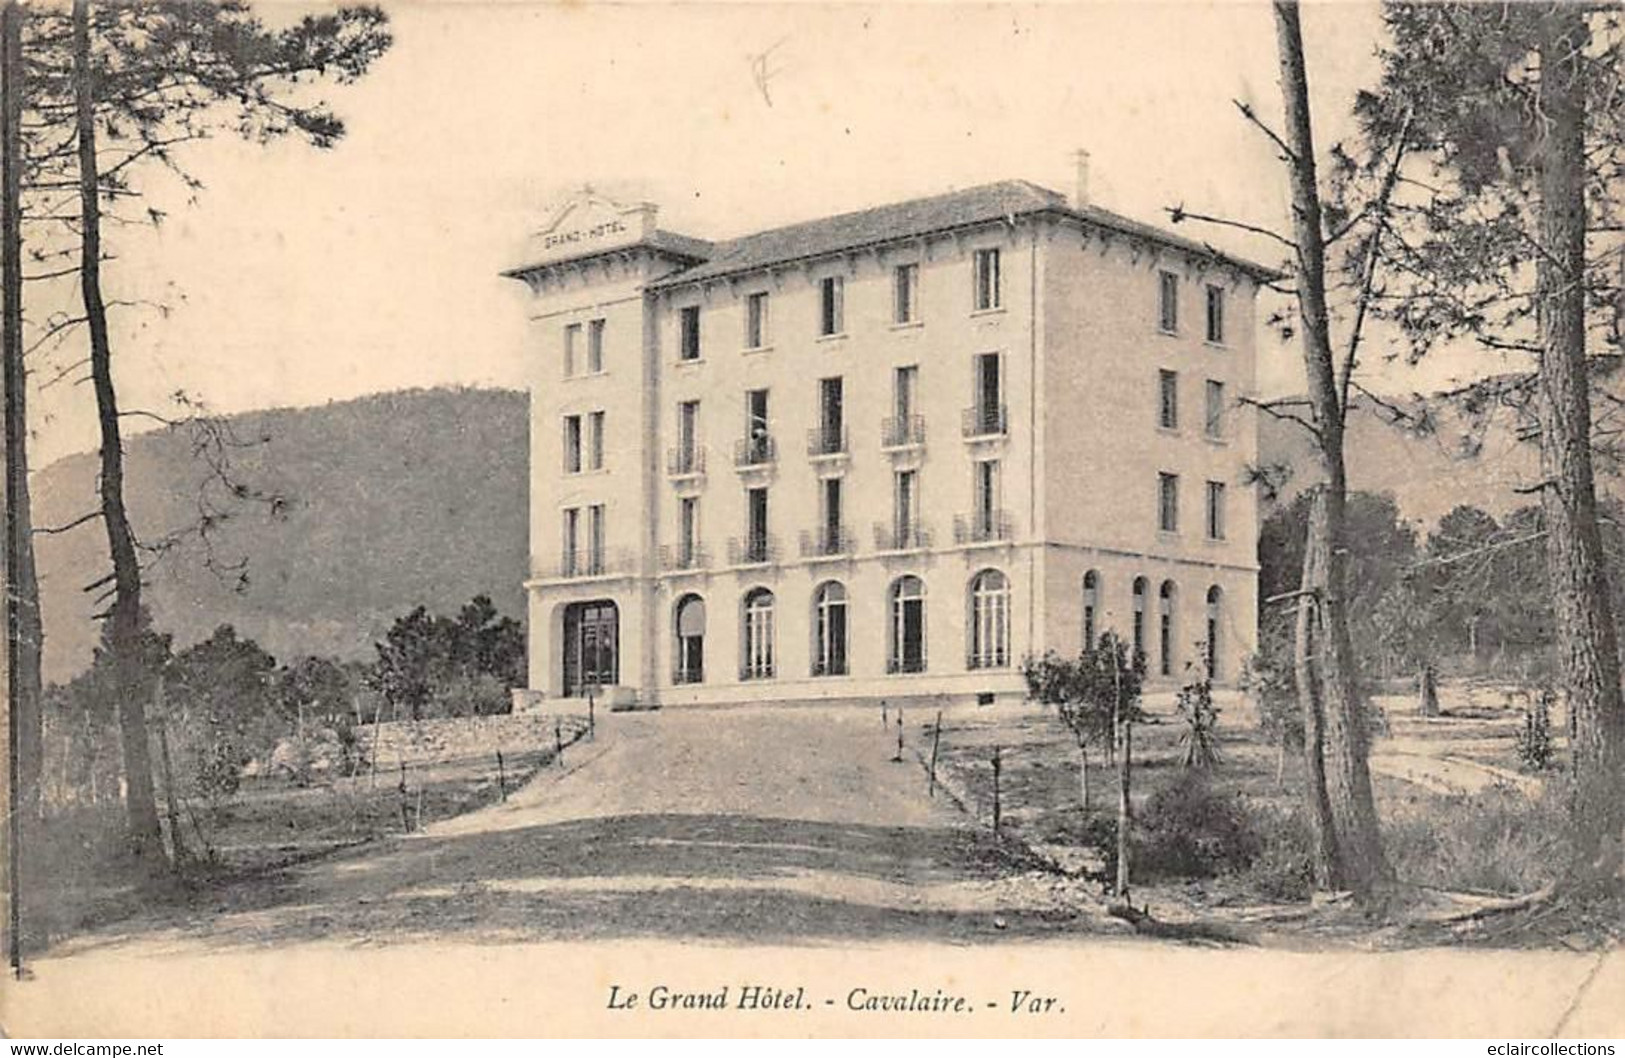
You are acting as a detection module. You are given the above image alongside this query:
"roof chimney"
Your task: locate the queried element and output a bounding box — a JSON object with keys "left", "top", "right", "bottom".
{"left": 1072, "top": 149, "right": 1091, "bottom": 210}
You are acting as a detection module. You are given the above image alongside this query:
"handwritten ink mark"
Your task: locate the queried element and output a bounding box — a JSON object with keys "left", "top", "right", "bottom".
{"left": 749, "top": 35, "right": 789, "bottom": 107}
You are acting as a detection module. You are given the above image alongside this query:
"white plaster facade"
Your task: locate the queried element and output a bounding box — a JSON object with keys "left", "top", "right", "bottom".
{"left": 506, "top": 182, "right": 1270, "bottom": 710}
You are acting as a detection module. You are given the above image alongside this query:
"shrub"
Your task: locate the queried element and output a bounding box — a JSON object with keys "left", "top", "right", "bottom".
{"left": 1136, "top": 772, "right": 1261, "bottom": 880}
{"left": 1233, "top": 802, "right": 1317, "bottom": 902}
{"left": 1175, "top": 668, "right": 1221, "bottom": 768}
{"left": 1383, "top": 782, "right": 1571, "bottom": 895}
{"left": 434, "top": 671, "right": 513, "bottom": 718}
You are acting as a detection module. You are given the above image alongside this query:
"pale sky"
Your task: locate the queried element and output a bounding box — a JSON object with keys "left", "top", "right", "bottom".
{"left": 27, "top": 0, "right": 1507, "bottom": 467}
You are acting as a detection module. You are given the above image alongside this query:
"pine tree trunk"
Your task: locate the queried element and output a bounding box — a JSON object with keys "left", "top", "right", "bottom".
{"left": 2, "top": 0, "right": 39, "bottom": 836}
{"left": 1274, "top": 0, "right": 1391, "bottom": 902}
{"left": 73, "top": 0, "right": 163, "bottom": 865}
{"left": 1534, "top": 6, "right": 1625, "bottom": 886}
{"left": 1295, "top": 490, "right": 1340, "bottom": 890}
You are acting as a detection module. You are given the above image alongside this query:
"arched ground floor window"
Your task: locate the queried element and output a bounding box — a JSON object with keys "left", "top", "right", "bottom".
{"left": 674, "top": 593, "right": 705, "bottom": 684}
{"left": 889, "top": 575, "right": 927, "bottom": 674}
{"left": 968, "top": 568, "right": 1010, "bottom": 670}
{"left": 742, "top": 587, "right": 775, "bottom": 680}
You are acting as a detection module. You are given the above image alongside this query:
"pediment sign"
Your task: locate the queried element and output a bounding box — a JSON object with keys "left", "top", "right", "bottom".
{"left": 527, "top": 191, "right": 656, "bottom": 264}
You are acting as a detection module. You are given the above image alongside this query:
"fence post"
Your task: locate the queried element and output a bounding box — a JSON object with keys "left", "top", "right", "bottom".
{"left": 928, "top": 710, "right": 943, "bottom": 797}
{"left": 992, "top": 746, "right": 1002, "bottom": 836}
{"left": 397, "top": 760, "right": 410, "bottom": 832}
{"left": 892, "top": 711, "right": 904, "bottom": 763}
{"left": 414, "top": 771, "right": 424, "bottom": 832}
{"left": 555, "top": 717, "right": 564, "bottom": 767}
{"left": 588, "top": 685, "right": 596, "bottom": 741}
{"left": 882, "top": 699, "right": 888, "bottom": 728}
{"left": 496, "top": 750, "right": 507, "bottom": 802}
{"left": 369, "top": 706, "right": 382, "bottom": 789}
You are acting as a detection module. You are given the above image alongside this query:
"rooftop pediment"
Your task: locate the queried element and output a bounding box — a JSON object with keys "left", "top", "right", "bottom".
{"left": 523, "top": 189, "right": 657, "bottom": 266}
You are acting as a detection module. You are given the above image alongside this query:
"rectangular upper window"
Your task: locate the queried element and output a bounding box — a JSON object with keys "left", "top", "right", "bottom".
{"left": 677, "top": 400, "right": 700, "bottom": 457}
{"left": 745, "top": 291, "right": 770, "bottom": 349}
{"left": 587, "top": 410, "right": 605, "bottom": 471}
{"left": 1205, "top": 379, "right": 1225, "bottom": 439}
{"left": 894, "top": 263, "right": 919, "bottom": 324}
{"left": 679, "top": 496, "right": 700, "bottom": 558}
{"left": 1206, "top": 285, "right": 1226, "bottom": 344}
{"left": 1158, "top": 271, "right": 1179, "bottom": 333}
{"left": 587, "top": 504, "right": 605, "bottom": 570}
{"left": 818, "top": 376, "right": 844, "bottom": 449}
{"left": 1206, "top": 480, "right": 1227, "bottom": 540}
{"left": 561, "top": 507, "right": 579, "bottom": 570}
{"left": 747, "top": 486, "right": 769, "bottom": 546}
{"left": 1158, "top": 472, "right": 1180, "bottom": 533}
{"left": 1158, "top": 369, "right": 1179, "bottom": 430}
{"left": 563, "top": 415, "right": 583, "bottom": 474}
{"left": 563, "top": 322, "right": 582, "bottom": 377}
{"left": 587, "top": 318, "right": 605, "bottom": 373}
{"left": 819, "top": 276, "right": 845, "bottom": 337}
{"left": 973, "top": 248, "right": 1001, "bottom": 311}
{"left": 679, "top": 305, "right": 701, "bottom": 361}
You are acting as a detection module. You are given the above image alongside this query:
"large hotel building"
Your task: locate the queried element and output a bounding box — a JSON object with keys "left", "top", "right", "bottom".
{"left": 506, "top": 174, "right": 1273, "bottom": 710}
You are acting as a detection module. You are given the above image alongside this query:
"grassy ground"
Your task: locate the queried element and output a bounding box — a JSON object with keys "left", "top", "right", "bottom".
{"left": 26, "top": 714, "right": 591, "bottom": 950}
{"left": 913, "top": 685, "right": 1582, "bottom": 921}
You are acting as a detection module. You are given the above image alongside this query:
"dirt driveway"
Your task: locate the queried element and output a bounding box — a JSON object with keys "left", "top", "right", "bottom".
{"left": 7, "top": 705, "right": 1621, "bottom": 1038}
{"left": 48, "top": 705, "right": 1095, "bottom": 953}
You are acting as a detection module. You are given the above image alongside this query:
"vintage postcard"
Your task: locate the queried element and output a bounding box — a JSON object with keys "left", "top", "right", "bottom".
{"left": 0, "top": 0, "right": 1621, "bottom": 1040}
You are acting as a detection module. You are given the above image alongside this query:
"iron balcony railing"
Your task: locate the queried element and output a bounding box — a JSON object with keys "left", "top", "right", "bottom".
{"left": 666, "top": 445, "right": 707, "bottom": 477}
{"left": 953, "top": 509, "right": 1013, "bottom": 545}
{"left": 657, "top": 543, "right": 710, "bottom": 572}
{"left": 739, "top": 660, "right": 776, "bottom": 681}
{"left": 556, "top": 547, "right": 631, "bottom": 578}
{"left": 873, "top": 521, "right": 932, "bottom": 552}
{"left": 806, "top": 425, "right": 849, "bottom": 458}
{"left": 726, "top": 533, "right": 780, "bottom": 566}
{"left": 967, "top": 648, "right": 1011, "bottom": 670}
{"left": 734, "top": 433, "right": 777, "bottom": 469}
{"left": 799, "top": 525, "right": 855, "bottom": 559}
{"left": 672, "top": 662, "right": 704, "bottom": 685}
{"left": 961, "top": 403, "right": 1008, "bottom": 438}
{"left": 881, "top": 414, "right": 926, "bottom": 449}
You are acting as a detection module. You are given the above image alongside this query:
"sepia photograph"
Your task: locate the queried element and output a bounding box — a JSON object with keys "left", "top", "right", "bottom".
{"left": 0, "top": 0, "right": 1621, "bottom": 1040}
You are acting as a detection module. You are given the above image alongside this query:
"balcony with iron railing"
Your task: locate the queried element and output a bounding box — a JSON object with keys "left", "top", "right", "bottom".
{"left": 726, "top": 533, "right": 780, "bottom": 566}
{"left": 554, "top": 547, "right": 633, "bottom": 579}
{"left": 873, "top": 520, "right": 932, "bottom": 553}
{"left": 739, "top": 659, "right": 776, "bottom": 681}
{"left": 953, "top": 509, "right": 1013, "bottom": 545}
{"left": 657, "top": 542, "right": 710, "bottom": 573}
{"left": 961, "top": 403, "right": 1008, "bottom": 439}
{"left": 799, "top": 524, "right": 855, "bottom": 559}
{"left": 666, "top": 445, "right": 707, "bottom": 479}
{"left": 881, "top": 414, "right": 926, "bottom": 449}
{"left": 806, "top": 424, "right": 849, "bottom": 459}
{"left": 671, "top": 662, "right": 704, "bottom": 685}
{"left": 733, "top": 433, "right": 777, "bottom": 470}
{"left": 967, "top": 647, "right": 1011, "bottom": 670}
